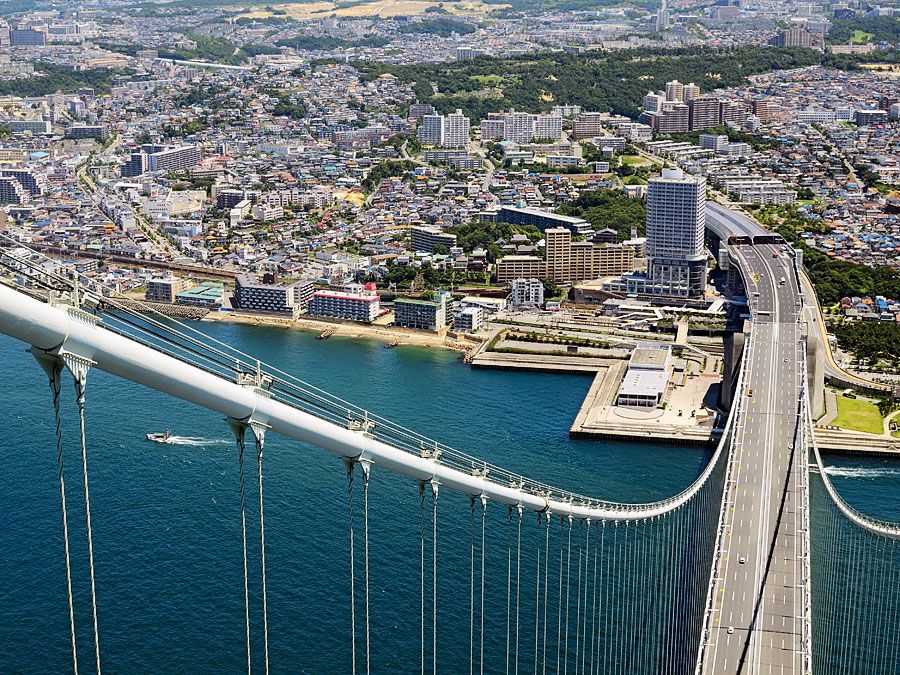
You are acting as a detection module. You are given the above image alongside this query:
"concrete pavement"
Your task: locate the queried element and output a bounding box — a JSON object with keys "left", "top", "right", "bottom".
{"left": 701, "top": 243, "right": 808, "bottom": 673}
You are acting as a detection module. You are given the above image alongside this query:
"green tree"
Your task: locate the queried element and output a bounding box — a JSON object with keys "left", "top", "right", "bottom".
{"left": 540, "top": 277, "right": 560, "bottom": 298}
{"left": 556, "top": 189, "right": 646, "bottom": 239}
{"left": 361, "top": 160, "right": 417, "bottom": 192}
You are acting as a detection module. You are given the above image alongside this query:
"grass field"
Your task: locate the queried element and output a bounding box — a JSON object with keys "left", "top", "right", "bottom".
{"left": 470, "top": 74, "right": 506, "bottom": 85}
{"left": 620, "top": 155, "right": 653, "bottom": 167}
{"left": 833, "top": 395, "right": 884, "bottom": 435}
{"left": 850, "top": 29, "right": 875, "bottom": 44}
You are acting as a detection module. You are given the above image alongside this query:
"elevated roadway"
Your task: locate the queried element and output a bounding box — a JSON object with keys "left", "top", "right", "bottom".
{"left": 706, "top": 202, "right": 773, "bottom": 243}
{"left": 701, "top": 242, "right": 809, "bottom": 673}
{"left": 707, "top": 197, "right": 888, "bottom": 396}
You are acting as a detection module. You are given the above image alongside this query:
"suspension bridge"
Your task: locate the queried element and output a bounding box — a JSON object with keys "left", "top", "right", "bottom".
{"left": 0, "top": 214, "right": 898, "bottom": 674}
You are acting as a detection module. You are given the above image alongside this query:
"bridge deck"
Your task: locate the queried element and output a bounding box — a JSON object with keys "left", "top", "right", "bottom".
{"left": 702, "top": 244, "right": 809, "bottom": 673}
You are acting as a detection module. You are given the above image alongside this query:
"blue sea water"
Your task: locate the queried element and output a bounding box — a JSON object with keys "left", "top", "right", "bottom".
{"left": 0, "top": 321, "right": 896, "bottom": 673}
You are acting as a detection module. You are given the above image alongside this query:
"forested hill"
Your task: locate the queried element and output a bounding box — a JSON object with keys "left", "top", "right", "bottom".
{"left": 355, "top": 46, "right": 824, "bottom": 122}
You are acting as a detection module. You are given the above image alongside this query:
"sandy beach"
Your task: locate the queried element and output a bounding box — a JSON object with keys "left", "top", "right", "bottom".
{"left": 203, "top": 310, "right": 482, "bottom": 353}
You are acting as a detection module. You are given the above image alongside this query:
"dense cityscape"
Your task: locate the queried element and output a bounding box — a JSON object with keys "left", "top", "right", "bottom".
{"left": 0, "top": 0, "right": 898, "bottom": 671}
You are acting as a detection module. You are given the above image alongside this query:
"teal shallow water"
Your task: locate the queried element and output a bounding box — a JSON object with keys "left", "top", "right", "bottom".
{"left": 0, "top": 322, "right": 896, "bottom": 672}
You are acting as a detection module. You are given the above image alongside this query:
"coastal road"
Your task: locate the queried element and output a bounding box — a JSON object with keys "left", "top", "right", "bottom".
{"left": 797, "top": 269, "right": 890, "bottom": 393}
{"left": 702, "top": 242, "right": 808, "bottom": 674}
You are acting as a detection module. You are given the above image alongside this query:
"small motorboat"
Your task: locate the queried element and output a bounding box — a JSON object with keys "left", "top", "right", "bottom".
{"left": 146, "top": 430, "right": 172, "bottom": 443}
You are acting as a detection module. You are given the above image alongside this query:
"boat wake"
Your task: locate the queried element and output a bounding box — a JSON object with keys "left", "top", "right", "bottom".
{"left": 823, "top": 466, "right": 900, "bottom": 479}
{"left": 161, "top": 436, "right": 232, "bottom": 447}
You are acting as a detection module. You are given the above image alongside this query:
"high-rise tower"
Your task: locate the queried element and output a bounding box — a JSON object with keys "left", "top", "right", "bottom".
{"left": 645, "top": 168, "right": 707, "bottom": 298}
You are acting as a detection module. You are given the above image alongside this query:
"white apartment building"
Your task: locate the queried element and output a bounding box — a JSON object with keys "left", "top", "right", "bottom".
{"left": 417, "top": 110, "right": 470, "bottom": 148}
{"left": 533, "top": 114, "right": 563, "bottom": 141}
{"left": 716, "top": 176, "right": 796, "bottom": 206}
{"left": 480, "top": 118, "right": 506, "bottom": 140}
{"left": 644, "top": 93, "right": 665, "bottom": 113}
{"left": 443, "top": 109, "right": 471, "bottom": 148}
{"left": 504, "top": 111, "right": 536, "bottom": 144}
{"left": 509, "top": 278, "right": 545, "bottom": 309}
{"left": 418, "top": 114, "right": 443, "bottom": 146}
{"left": 682, "top": 83, "right": 700, "bottom": 101}
{"left": 573, "top": 112, "right": 605, "bottom": 139}
{"left": 644, "top": 168, "right": 707, "bottom": 298}
{"left": 665, "top": 80, "right": 684, "bottom": 102}
{"left": 699, "top": 134, "right": 729, "bottom": 153}
{"left": 797, "top": 109, "right": 837, "bottom": 124}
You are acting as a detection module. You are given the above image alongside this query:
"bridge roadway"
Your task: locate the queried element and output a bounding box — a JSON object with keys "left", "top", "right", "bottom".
{"left": 702, "top": 242, "right": 807, "bottom": 673}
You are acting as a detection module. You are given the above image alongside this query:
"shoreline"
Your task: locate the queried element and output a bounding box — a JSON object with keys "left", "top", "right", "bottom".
{"left": 203, "top": 310, "right": 482, "bottom": 353}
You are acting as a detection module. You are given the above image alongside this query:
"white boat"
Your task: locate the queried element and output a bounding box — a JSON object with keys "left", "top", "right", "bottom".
{"left": 146, "top": 430, "right": 172, "bottom": 443}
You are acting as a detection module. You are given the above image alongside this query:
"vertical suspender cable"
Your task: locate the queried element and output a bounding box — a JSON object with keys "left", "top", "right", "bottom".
{"left": 255, "top": 435, "right": 270, "bottom": 675}
{"left": 603, "top": 521, "right": 614, "bottom": 671}
{"left": 346, "top": 461, "right": 357, "bottom": 675}
{"left": 574, "top": 519, "right": 583, "bottom": 675}
{"left": 888, "top": 540, "right": 899, "bottom": 674}
{"left": 883, "top": 538, "right": 896, "bottom": 673}
{"left": 419, "top": 482, "right": 426, "bottom": 675}
{"left": 590, "top": 521, "right": 602, "bottom": 675}
{"left": 74, "top": 375, "right": 102, "bottom": 675}
{"left": 652, "top": 516, "right": 663, "bottom": 672}
{"left": 431, "top": 482, "right": 439, "bottom": 675}
{"left": 506, "top": 507, "right": 512, "bottom": 675}
{"left": 361, "top": 463, "right": 371, "bottom": 675}
{"left": 584, "top": 521, "right": 591, "bottom": 675}
{"left": 564, "top": 515, "right": 572, "bottom": 675}
{"left": 515, "top": 505, "right": 523, "bottom": 674}
{"left": 237, "top": 429, "right": 252, "bottom": 674}
{"left": 557, "top": 517, "right": 564, "bottom": 675}
{"left": 542, "top": 514, "right": 550, "bottom": 675}
{"left": 636, "top": 518, "right": 646, "bottom": 675}
{"left": 534, "top": 513, "right": 542, "bottom": 675}
{"left": 663, "top": 514, "right": 676, "bottom": 675}
{"left": 608, "top": 520, "right": 618, "bottom": 673}
{"left": 480, "top": 496, "right": 487, "bottom": 675}
{"left": 581, "top": 520, "right": 590, "bottom": 675}
{"left": 838, "top": 517, "right": 858, "bottom": 671}
{"left": 469, "top": 497, "right": 476, "bottom": 675}
{"left": 47, "top": 364, "right": 79, "bottom": 675}
{"left": 615, "top": 521, "right": 626, "bottom": 675}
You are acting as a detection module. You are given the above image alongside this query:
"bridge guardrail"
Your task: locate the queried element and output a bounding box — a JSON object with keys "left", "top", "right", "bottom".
{"left": 694, "top": 323, "right": 753, "bottom": 674}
